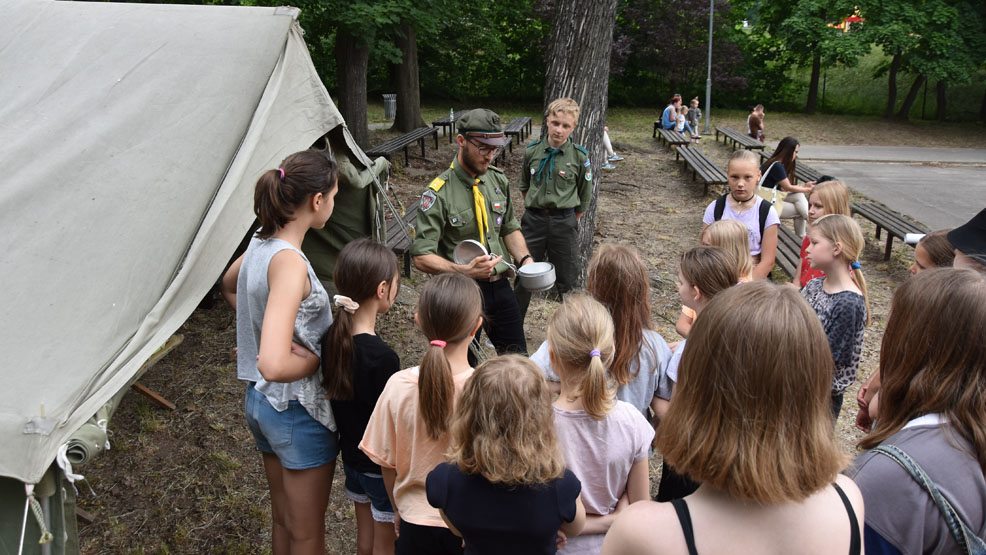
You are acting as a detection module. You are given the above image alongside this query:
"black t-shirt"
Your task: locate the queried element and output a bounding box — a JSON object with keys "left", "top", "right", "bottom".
{"left": 426, "top": 462, "right": 581, "bottom": 554}
{"left": 760, "top": 161, "right": 788, "bottom": 189}
{"left": 329, "top": 333, "right": 401, "bottom": 473}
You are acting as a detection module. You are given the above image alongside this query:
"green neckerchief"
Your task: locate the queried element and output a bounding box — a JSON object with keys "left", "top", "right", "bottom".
{"left": 534, "top": 144, "right": 563, "bottom": 185}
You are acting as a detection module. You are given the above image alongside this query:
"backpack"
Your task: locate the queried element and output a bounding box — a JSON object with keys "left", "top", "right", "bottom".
{"left": 713, "top": 193, "right": 772, "bottom": 237}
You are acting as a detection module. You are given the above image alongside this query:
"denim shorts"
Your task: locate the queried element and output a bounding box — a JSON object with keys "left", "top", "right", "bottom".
{"left": 343, "top": 463, "right": 395, "bottom": 523}
{"left": 244, "top": 382, "right": 339, "bottom": 470}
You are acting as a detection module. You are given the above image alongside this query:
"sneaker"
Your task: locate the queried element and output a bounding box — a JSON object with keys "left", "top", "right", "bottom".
{"left": 601, "top": 163, "right": 617, "bottom": 170}
{"left": 607, "top": 154, "right": 624, "bottom": 162}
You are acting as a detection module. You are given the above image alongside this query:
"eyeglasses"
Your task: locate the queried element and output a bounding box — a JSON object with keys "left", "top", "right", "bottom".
{"left": 468, "top": 137, "right": 503, "bottom": 157}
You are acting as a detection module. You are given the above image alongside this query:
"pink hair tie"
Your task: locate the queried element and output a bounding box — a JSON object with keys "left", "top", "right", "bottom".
{"left": 430, "top": 340, "right": 447, "bottom": 349}
{"left": 278, "top": 168, "right": 285, "bottom": 181}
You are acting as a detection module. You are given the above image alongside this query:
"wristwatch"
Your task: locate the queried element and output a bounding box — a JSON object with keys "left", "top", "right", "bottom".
{"left": 519, "top": 254, "right": 533, "bottom": 265}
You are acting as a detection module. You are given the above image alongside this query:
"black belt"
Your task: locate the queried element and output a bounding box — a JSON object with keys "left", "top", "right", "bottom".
{"left": 528, "top": 207, "right": 575, "bottom": 217}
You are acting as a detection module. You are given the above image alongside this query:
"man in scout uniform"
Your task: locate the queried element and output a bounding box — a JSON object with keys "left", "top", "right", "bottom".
{"left": 411, "top": 108, "right": 533, "bottom": 355}
{"left": 516, "top": 97, "right": 592, "bottom": 321}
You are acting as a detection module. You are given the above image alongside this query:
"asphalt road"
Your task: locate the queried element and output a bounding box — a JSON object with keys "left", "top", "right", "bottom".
{"left": 796, "top": 146, "right": 986, "bottom": 230}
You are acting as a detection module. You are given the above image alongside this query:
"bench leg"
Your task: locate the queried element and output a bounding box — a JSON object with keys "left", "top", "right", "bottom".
{"left": 404, "top": 252, "right": 411, "bottom": 278}
{"left": 884, "top": 236, "right": 894, "bottom": 260}
{"left": 420, "top": 138, "right": 426, "bottom": 159}
{"left": 875, "top": 225, "right": 882, "bottom": 240}
{"left": 404, "top": 146, "right": 410, "bottom": 166}
{"left": 433, "top": 132, "right": 438, "bottom": 150}
{"left": 653, "top": 122, "right": 658, "bottom": 138}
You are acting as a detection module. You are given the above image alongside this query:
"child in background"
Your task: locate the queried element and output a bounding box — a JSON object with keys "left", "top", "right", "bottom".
{"left": 655, "top": 246, "right": 738, "bottom": 502}
{"left": 548, "top": 295, "right": 654, "bottom": 554}
{"left": 686, "top": 97, "right": 702, "bottom": 142}
{"left": 676, "top": 220, "right": 753, "bottom": 338}
{"left": 221, "top": 151, "right": 339, "bottom": 554}
{"left": 322, "top": 238, "right": 401, "bottom": 555}
{"left": 427, "top": 355, "right": 587, "bottom": 554}
{"left": 909, "top": 228, "right": 955, "bottom": 275}
{"left": 531, "top": 244, "right": 673, "bottom": 424}
{"left": 795, "top": 179, "right": 851, "bottom": 287}
{"left": 675, "top": 105, "right": 696, "bottom": 139}
{"left": 802, "top": 214, "right": 869, "bottom": 420}
{"left": 360, "top": 273, "right": 484, "bottom": 555}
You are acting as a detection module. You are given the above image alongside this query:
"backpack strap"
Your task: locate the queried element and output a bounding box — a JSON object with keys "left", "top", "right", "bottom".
{"left": 871, "top": 444, "right": 986, "bottom": 555}
{"left": 758, "top": 198, "right": 771, "bottom": 237}
{"left": 714, "top": 193, "right": 727, "bottom": 222}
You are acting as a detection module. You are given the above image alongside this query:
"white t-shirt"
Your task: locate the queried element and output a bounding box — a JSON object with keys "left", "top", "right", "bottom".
{"left": 702, "top": 196, "right": 780, "bottom": 256}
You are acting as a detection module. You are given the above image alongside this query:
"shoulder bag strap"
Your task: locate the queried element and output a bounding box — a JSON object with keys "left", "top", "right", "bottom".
{"left": 872, "top": 445, "right": 986, "bottom": 555}
{"left": 758, "top": 161, "right": 780, "bottom": 204}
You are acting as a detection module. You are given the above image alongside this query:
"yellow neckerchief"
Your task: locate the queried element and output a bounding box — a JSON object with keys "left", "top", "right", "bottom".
{"left": 451, "top": 160, "right": 490, "bottom": 247}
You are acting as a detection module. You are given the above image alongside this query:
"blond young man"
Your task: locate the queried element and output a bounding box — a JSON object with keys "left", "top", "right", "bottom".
{"left": 517, "top": 98, "right": 592, "bottom": 320}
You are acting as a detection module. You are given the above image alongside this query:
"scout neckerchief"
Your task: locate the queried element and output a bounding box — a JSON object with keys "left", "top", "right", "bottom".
{"left": 451, "top": 161, "right": 490, "bottom": 247}
{"left": 534, "top": 141, "right": 564, "bottom": 185}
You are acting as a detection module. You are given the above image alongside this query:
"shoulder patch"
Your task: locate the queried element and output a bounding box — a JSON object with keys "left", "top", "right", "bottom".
{"left": 574, "top": 144, "right": 588, "bottom": 156}
{"left": 420, "top": 190, "right": 437, "bottom": 212}
{"left": 428, "top": 177, "right": 445, "bottom": 192}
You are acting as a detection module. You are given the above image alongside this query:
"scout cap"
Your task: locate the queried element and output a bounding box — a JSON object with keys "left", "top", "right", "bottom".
{"left": 948, "top": 207, "right": 986, "bottom": 258}
{"left": 457, "top": 109, "right": 510, "bottom": 146}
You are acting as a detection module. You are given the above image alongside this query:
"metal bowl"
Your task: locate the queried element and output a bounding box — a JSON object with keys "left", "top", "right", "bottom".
{"left": 517, "top": 261, "right": 556, "bottom": 292}
{"left": 453, "top": 239, "right": 489, "bottom": 265}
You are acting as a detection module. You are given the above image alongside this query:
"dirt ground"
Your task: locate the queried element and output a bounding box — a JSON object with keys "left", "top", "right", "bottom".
{"left": 78, "top": 110, "right": 948, "bottom": 553}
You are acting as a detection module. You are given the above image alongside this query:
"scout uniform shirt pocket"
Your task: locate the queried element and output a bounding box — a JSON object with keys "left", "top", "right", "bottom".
{"left": 446, "top": 208, "right": 476, "bottom": 243}
{"left": 489, "top": 198, "right": 506, "bottom": 233}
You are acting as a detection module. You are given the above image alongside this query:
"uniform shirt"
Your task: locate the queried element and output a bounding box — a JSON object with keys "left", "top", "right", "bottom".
{"left": 411, "top": 159, "right": 520, "bottom": 275}
{"left": 520, "top": 138, "right": 592, "bottom": 212}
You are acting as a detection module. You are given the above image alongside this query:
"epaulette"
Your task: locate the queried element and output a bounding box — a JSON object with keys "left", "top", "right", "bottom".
{"left": 487, "top": 165, "right": 504, "bottom": 174}
{"left": 526, "top": 138, "right": 542, "bottom": 148}
{"left": 574, "top": 144, "right": 589, "bottom": 156}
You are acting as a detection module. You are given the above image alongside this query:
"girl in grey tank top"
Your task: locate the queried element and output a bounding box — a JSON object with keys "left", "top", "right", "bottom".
{"left": 220, "top": 150, "right": 340, "bottom": 553}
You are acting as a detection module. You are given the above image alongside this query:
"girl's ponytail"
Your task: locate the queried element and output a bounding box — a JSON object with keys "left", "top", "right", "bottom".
{"left": 546, "top": 295, "right": 616, "bottom": 420}
{"left": 416, "top": 273, "right": 483, "bottom": 439}
{"left": 322, "top": 238, "right": 400, "bottom": 400}
{"left": 850, "top": 261, "right": 870, "bottom": 326}
{"left": 253, "top": 150, "right": 338, "bottom": 239}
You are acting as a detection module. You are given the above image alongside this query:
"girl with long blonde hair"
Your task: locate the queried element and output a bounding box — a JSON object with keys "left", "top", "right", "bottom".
{"left": 802, "top": 214, "right": 869, "bottom": 420}
{"left": 548, "top": 295, "right": 654, "bottom": 553}
{"left": 426, "top": 355, "right": 586, "bottom": 552}
{"left": 796, "top": 179, "right": 851, "bottom": 287}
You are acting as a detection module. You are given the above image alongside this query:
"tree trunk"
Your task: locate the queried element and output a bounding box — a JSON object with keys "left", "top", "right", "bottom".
{"left": 541, "top": 0, "right": 618, "bottom": 287}
{"left": 896, "top": 74, "right": 927, "bottom": 120}
{"left": 935, "top": 80, "right": 946, "bottom": 121}
{"left": 335, "top": 31, "right": 370, "bottom": 148}
{"left": 884, "top": 51, "right": 901, "bottom": 118}
{"left": 391, "top": 22, "right": 426, "bottom": 132}
{"left": 805, "top": 48, "right": 821, "bottom": 114}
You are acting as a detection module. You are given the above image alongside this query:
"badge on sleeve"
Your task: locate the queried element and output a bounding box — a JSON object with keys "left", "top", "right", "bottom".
{"left": 421, "top": 190, "right": 437, "bottom": 212}
{"left": 584, "top": 160, "right": 591, "bottom": 167}
{"left": 585, "top": 169, "right": 592, "bottom": 181}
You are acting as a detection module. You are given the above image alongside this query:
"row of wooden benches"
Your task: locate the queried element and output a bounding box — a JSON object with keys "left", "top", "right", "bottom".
{"left": 365, "top": 115, "right": 534, "bottom": 167}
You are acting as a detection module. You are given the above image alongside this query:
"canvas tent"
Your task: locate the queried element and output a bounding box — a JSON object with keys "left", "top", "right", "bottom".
{"left": 0, "top": 1, "right": 388, "bottom": 550}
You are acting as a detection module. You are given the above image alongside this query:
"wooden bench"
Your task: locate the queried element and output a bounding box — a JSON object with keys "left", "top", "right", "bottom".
{"left": 758, "top": 150, "right": 823, "bottom": 185}
{"left": 432, "top": 110, "right": 471, "bottom": 144}
{"left": 503, "top": 116, "right": 533, "bottom": 152}
{"left": 366, "top": 127, "right": 439, "bottom": 166}
{"left": 851, "top": 202, "right": 928, "bottom": 260}
{"left": 674, "top": 146, "right": 727, "bottom": 195}
{"left": 493, "top": 135, "right": 513, "bottom": 166}
{"left": 386, "top": 205, "right": 419, "bottom": 277}
{"left": 714, "top": 126, "right": 766, "bottom": 151}
{"left": 775, "top": 223, "right": 803, "bottom": 279}
{"left": 656, "top": 128, "right": 689, "bottom": 150}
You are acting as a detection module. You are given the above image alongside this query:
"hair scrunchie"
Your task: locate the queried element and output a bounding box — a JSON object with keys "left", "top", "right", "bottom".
{"left": 278, "top": 168, "right": 285, "bottom": 181}
{"left": 333, "top": 295, "right": 359, "bottom": 314}
{"left": 430, "top": 340, "right": 447, "bottom": 349}
{"left": 589, "top": 349, "right": 601, "bottom": 358}
{"left": 850, "top": 261, "right": 861, "bottom": 270}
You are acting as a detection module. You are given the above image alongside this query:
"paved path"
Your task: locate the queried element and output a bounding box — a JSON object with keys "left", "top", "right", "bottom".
{"left": 795, "top": 145, "right": 986, "bottom": 230}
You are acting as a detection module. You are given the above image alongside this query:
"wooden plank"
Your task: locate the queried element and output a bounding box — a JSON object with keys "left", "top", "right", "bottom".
{"left": 132, "top": 382, "right": 176, "bottom": 411}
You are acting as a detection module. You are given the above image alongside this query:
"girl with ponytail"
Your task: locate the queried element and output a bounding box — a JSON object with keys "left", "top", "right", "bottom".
{"left": 547, "top": 294, "right": 654, "bottom": 553}
{"left": 360, "top": 272, "right": 483, "bottom": 555}
{"left": 802, "top": 213, "right": 869, "bottom": 420}
{"left": 221, "top": 150, "right": 339, "bottom": 554}
{"left": 322, "top": 238, "right": 401, "bottom": 555}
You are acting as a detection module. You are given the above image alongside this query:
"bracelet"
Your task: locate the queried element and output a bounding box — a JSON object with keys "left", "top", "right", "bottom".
{"left": 520, "top": 254, "right": 533, "bottom": 265}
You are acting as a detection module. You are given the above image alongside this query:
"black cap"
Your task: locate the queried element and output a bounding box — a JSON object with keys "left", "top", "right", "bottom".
{"left": 948, "top": 207, "right": 986, "bottom": 258}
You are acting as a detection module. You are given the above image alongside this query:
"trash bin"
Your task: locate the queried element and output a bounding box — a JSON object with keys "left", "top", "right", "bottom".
{"left": 383, "top": 94, "right": 397, "bottom": 120}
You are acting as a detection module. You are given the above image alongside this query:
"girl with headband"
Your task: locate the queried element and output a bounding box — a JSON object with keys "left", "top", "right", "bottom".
{"left": 221, "top": 150, "right": 339, "bottom": 553}
{"left": 546, "top": 294, "right": 653, "bottom": 553}
{"left": 360, "top": 272, "right": 483, "bottom": 555}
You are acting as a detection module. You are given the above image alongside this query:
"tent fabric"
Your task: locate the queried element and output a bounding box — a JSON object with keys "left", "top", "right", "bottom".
{"left": 0, "top": 0, "right": 351, "bottom": 484}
